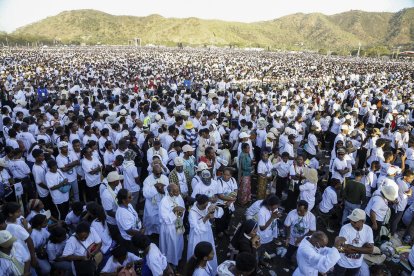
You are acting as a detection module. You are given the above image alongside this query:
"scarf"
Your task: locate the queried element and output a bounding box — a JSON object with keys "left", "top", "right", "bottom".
{"left": 0, "top": 250, "right": 24, "bottom": 276}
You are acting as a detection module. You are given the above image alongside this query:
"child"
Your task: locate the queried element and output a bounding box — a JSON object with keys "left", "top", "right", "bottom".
{"left": 273, "top": 152, "right": 292, "bottom": 199}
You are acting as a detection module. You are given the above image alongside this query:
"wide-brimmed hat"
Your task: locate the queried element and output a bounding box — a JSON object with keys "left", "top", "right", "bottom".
{"left": 381, "top": 184, "right": 398, "bottom": 201}
{"left": 345, "top": 141, "right": 357, "bottom": 153}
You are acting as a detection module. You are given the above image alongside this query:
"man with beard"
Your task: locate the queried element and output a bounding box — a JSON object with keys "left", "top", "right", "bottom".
{"left": 159, "top": 184, "right": 186, "bottom": 268}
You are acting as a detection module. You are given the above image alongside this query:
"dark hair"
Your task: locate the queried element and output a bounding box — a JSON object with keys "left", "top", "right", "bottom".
{"left": 297, "top": 200, "right": 309, "bottom": 210}
{"left": 0, "top": 213, "right": 5, "bottom": 224}
{"left": 49, "top": 226, "right": 67, "bottom": 243}
{"left": 71, "top": 201, "right": 84, "bottom": 214}
{"left": 117, "top": 188, "right": 129, "bottom": 205}
{"left": 261, "top": 194, "right": 280, "bottom": 207}
{"left": 47, "top": 159, "right": 57, "bottom": 169}
{"left": 30, "top": 214, "right": 47, "bottom": 228}
{"left": 111, "top": 245, "right": 127, "bottom": 260}
{"left": 131, "top": 233, "right": 151, "bottom": 250}
{"left": 236, "top": 252, "right": 257, "bottom": 273}
{"left": 241, "top": 142, "right": 249, "bottom": 151}
{"left": 75, "top": 221, "right": 90, "bottom": 234}
{"left": 32, "top": 149, "right": 43, "bottom": 159}
{"left": 87, "top": 203, "right": 106, "bottom": 226}
{"left": 184, "top": 241, "right": 213, "bottom": 276}
{"left": 195, "top": 194, "right": 209, "bottom": 205}
{"left": 2, "top": 202, "right": 21, "bottom": 217}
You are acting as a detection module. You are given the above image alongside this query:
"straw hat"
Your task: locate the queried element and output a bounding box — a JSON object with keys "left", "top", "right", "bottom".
{"left": 185, "top": 120, "right": 194, "bottom": 130}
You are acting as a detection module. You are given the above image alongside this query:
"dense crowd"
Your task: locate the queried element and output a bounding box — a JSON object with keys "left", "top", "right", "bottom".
{"left": 0, "top": 46, "right": 413, "bottom": 276}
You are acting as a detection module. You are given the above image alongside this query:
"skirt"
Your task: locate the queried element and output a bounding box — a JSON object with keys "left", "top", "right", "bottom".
{"left": 257, "top": 175, "right": 267, "bottom": 200}
{"left": 238, "top": 176, "right": 251, "bottom": 205}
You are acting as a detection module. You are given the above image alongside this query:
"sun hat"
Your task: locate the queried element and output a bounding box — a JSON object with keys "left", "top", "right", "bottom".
{"left": 381, "top": 184, "right": 398, "bottom": 201}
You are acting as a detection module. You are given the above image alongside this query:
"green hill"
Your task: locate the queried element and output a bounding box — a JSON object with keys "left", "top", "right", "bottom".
{"left": 4, "top": 8, "right": 414, "bottom": 50}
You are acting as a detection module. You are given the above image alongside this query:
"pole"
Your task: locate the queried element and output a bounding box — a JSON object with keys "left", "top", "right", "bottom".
{"left": 357, "top": 42, "right": 361, "bottom": 57}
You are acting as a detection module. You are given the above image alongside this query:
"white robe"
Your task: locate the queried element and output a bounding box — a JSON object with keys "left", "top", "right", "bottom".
{"left": 143, "top": 174, "right": 169, "bottom": 235}
{"left": 159, "top": 195, "right": 185, "bottom": 266}
{"left": 187, "top": 203, "right": 223, "bottom": 274}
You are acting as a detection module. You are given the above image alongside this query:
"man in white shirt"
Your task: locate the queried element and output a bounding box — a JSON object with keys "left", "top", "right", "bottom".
{"left": 332, "top": 209, "right": 374, "bottom": 276}
{"left": 293, "top": 231, "right": 344, "bottom": 276}
{"left": 284, "top": 200, "right": 316, "bottom": 264}
{"left": 365, "top": 184, "right": 398, "bottom": 240}
{"left": 100, "top": 171, "right": 122, "bottom": 239}
{"left": 0, "top": 230, "right": 30, "bottom": 276}
{"left": 318, "top": 178, "right": 341, "bottom": 232}
{"left": 122, "top": 150, "right": 141, "bottom": 210}
{"left": 56, "top": 141, "right": 80, "bottom": 201}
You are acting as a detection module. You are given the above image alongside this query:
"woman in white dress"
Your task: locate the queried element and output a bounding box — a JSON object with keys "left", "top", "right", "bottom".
{"left": 187, "top": 194, "right": 223, "bottom": 274}
{"left": 184, "top": 241, "right": 215, "bottom": 276}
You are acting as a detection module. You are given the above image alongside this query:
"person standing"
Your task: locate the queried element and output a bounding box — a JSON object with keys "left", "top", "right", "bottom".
{"left": 56, "top": 141, "right": 80, "bottom": 201}
{"left": 143, "top": 165, "right": 168, "bottom": 235}
{"left": 238, "top": 143, "right": 253, "bottom": 206}
{"left": 159, "top": 184, "right": 185, "bottom": 268}
{"left": 342, "top": 170, "right": 366, "bottom": 225}
{"left": 187, "top": 194, "right": 223, "bottom": 274}
{"left": 122, "top": 150, "right": 141, "bottom": 210}
{"left": 331, "top": 209, "right": 374, "bottom": 276}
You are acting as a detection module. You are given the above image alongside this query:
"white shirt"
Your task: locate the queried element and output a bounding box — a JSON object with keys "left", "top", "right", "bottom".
{"left": 56, "top": 152, "right": 78, "bottom": 182}
{"left": 257, "top": 160, "right": 273, "bottom": 178}
{"left": 32, "top": 161, "right": 50, "bottom": 198}
{"left": 365, "top": 190, "right": 389, "bottom": 222}
{"left": 299, "top": 181, "right": 317, "bottom": 210}
{"left": 337, "top": 224, "right": 374, "bottom": 268}
{"left": 319, "top": 186, "right": 338, "bottom": 213}
{"left": 5, "top": 224, "right": 30, "bottom": 261}
{"left": 257, "top": 206, "right": 278, "bottom": 244}
{"left": 101, "top": 252, "right": 141, "bottom": 273}
{"left": 293, "top": 237, "right": 340, "bottom": 276}
{"left": 116, "top": 204, "right": 142, "bottom": 240}
{"left": 274, "top": 160, "right": 292, "bottom": 178}
{"left": 122, "top": 162, "right": 140, "bottom": 193}
{"left": 284, "top": 210, "right": 316, "bottom": 245}
{"left": 395, "top": 177, "right": 410, "bottom": 212}
{"left": 62, "top": 227, "right": 102, "bottom": 257}
{"left": 45, "top": 170, "right": 70, "bottom": 205}
{"left": 91, "top": 220, "right": 113, "bottom": 253}
{"left": 31, "top": 228, "right": 50, "bottom": 250}
{"left": 100, "top": 183, "right": 121, "bottom": 225}
{"left": 81, "top": 157, "right": 102, "bottom": 187}
{"left": 0, "top": 242, "right": 29, "bottom": 276}
{"left": 331, "top": 158, "right": 349, "bottom": 182}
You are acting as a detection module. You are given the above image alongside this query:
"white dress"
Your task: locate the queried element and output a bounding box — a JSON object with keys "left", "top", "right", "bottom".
{"left": 159, "top": 195, "right": 185, "bottom": 266}
{"left": 187, "top": 203, "right": 223, "bottom": 274}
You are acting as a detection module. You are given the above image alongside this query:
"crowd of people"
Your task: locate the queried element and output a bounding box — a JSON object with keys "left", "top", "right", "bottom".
{"left": 0, "top": 46, "right": 413, "bottom": 275}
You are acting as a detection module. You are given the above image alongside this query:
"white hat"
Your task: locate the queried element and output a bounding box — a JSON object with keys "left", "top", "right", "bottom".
{"left": 266, "top": 132, "right": 276, "bottom": 140}
{"left": 341, "top": 124, "right": 349, "bottom": 131}
{"left": 347, "top": 208, "right": 366, "bottom": 222}
{"left": 174, "top": 157, "right": 184, "bottom": 166}
{"left": 107, "top": 171, "right": 124, "bottom": 182}
{"left": 304, "top": 143, "right": 316, "bottom": 156}
{"left": 58, "top": 141, "right": 68, "bottom": 148}
{"left": 182, "top": 145, "right": 194, "bottom": 153}
{"left": 105, "top": 115, "right": 117, "bottom": 124}
{"left": 154, "top": 114, "right": 162, "bottom": 121}
{"left": 381, "top": 184, "right": 398, "bottom": 201}
{"left": 0, "top": 158, "right": 8, "bottom": 168}
{"left": 370, "top": 105, "right": 377, "bottom": 110}
{"left": 364, "top": 246, "right": 386, "bottom": 265}
{"left": 120, "top": 109, "right": 127, "bottom": 116}
{"left": 16, "top": 100, "right": 27, "bottom": 106}
{"left": 0, "top": 230, "right": 16, "bottom": 248}
{"left": 239, "top": 132, "right": 250, "bottom": 139}
{"left": 392, "top": 109, "right": 398, "bottom": 114}
{"left": 196, "top": 162, "right": 209, "bottom": 172}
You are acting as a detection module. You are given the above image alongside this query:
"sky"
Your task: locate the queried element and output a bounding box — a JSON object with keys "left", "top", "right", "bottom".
{"left": 0, "top": 0, "right": 413, "bottom": 32}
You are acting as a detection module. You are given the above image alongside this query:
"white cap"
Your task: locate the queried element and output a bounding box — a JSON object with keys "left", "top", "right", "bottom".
{"left": 239, "top": 132, "right": 250, "bottom": 139}
{"left": 154, "top": 114, "right": 162, "bottom": 121}
{"left": 381, "top": 184, "right": 398, "bottom": 201}
{"left": 341, "top": 124, "right": 349, "bottom": 131}
{"left": 174, "top": 157, "right": 184, "bottom": 166}
{"left": 120, "top": 109, "right": 127, "bottom": 116}
{"left": 0, "top": 230, "right": 16, "bottom": 248}
{"left": 107, "top": 171, "right": 124, "bottom": 182}
{"left": 58, "top": 141, "right": 68, "bottom": 148}
{"left": 182, "top": 145, "right": 194, "bottom": 153}
{"left": 347, "top": 208, "right": 366, "bottom": 222}
{"left": 196, "top": 162, "right": 209, "bottom": 172}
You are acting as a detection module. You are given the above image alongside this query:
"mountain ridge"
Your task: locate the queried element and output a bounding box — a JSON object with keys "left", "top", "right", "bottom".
{"left": 5, "top": 8, "right": 414, "bottom": 51}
